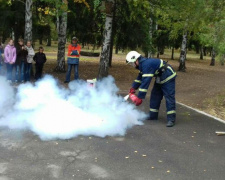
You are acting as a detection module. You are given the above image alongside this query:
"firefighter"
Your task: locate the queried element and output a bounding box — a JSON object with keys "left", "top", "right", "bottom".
{"left": 126, "top": 51, "right": 177, "bottom": 127}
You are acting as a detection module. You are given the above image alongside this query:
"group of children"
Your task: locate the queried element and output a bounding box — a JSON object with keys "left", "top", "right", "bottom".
{"left": 0, "top": 39, "right": 47, "bottom": 83}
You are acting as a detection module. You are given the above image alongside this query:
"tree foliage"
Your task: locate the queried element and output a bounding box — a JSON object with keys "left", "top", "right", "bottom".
{"left": 1, "top": 0, "right": 225, "bottom": 68}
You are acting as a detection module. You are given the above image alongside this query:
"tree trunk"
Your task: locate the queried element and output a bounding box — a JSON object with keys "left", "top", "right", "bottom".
{"left": 171, "top": 47, "right": 174, "bottom": 60}
{"left": 12, "top": 28, "right": 15, "bottom": 41}
{"left": 210, "top": 48, "right": 216, "bottom": 66}
{"left": 55, "top": 11, "right": 67, "bottom": 72}
{"left": 98, "top": 0, "right": 115, "bottom": 79}
{"left": 157, "top": 46, "right": 160, "bottom": 58}
{"left": 47, "top": 36, "right": 51, "bottom": 46}
{"left": 195, "top": 46, "right": 199, "bottom": 54}
{"left": 148, "top": 17, "right": 153, "bottom": 58}
{"left": 24, "top": 0, "right": 32, "bottom": 42}
{"left": 220, "top": 54, "right": 225, "bottom": 66}
{"left": 203, "top": 47, "right": 207, "bottom": 56}
{"left": 178, "top": 32, "right": 187, "bottom": 71}
{"left": 109, "top": 0, "right": 116, "bottom": 67}
{"left": 200, "top": 46, "right": 203, "bottom": 60}
{"left": 115, "top": 45, "right": 119, "bottom": 54}
{"left": 39, "top": 38, "right": 43, "bottom": 45}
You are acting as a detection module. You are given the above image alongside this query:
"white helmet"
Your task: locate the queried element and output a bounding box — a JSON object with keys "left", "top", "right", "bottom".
{"left": 126, "top": 51, "right": 141, "bottom": 64}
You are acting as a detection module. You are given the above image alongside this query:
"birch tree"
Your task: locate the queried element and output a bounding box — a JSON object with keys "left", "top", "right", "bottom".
{"left": 157, "top": 0, "right": 207, "bottom": 71}
{"left": 54, "top": 0, "right": 67, "bottom": 72}
{"left": 98, "top": 0, "right": 115, "bottom": 79}
{"left": 178, "top": 32, "right": 187, "bottom": 71}
{"left": 24, "top": 0, "right": 32, "bottom": 42}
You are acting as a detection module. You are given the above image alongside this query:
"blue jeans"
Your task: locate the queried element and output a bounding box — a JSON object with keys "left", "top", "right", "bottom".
{"left": 15, "top": 61, "right": 25, "bottom": 82}
{"left": 66, "top": 64, "right": 79, "bottom": 82}
{"left": 6, "top": 63, "right": 14, "bottom": 80}
{"left": 25, "top": 63, "right": 32, "bottom": 81}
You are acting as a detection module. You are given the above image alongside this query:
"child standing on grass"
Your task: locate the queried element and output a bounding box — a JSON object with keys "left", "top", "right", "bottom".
{"left": 33, "top": 46, "right": 47, "bottom": 80}
{"left": 15, "top": 39, "right": 28, "bottom": 83}
{"left": 25, "top": 41, "right": 35, "bottom": 82}
{"left": 4, "top": 39, "right": 16, "bottom": 82}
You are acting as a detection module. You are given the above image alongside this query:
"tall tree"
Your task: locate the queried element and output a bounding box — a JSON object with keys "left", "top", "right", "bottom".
{"left": 24, "top": 0, "right": 33, "bottom": 42}
{"left": 156, "top": 0, "right": 207, "bottom": 71}
{"left": 210, "top": 47, "right": 216, "bottom": 66}
{"left": 178, "top": 32, "right": 187, "bottom": 71}
{"left": 54, "top": 0, "right": 68, "bottom": 72}
{"left": 98, "top": 0, "right": 115, "bottom": 79}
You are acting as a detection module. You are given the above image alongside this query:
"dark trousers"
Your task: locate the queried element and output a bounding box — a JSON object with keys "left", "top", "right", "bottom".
{"left": 149, "top": 78, "right": 176, "bottom": 122}
{"left": 15, "top": 61, "right": 25, "bottom": 82}
{"left": 35, "top": 64, "right": 44, "bottom": 80}
{"left": 25, "top": 63, "right": 32, "bottom": 81}
{"left": 66, "top": 64, "right": 79, "bottom": 82}
{"left": 6, "top": 63, "right": 14, "bottom": 81}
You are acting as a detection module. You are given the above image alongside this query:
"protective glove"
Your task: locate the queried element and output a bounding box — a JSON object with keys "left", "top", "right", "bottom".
{"left": 129, "top": 87, "right": 136, "bottom": 94}
{"left": 129, "top": 94, "right": 143, "bottom": 106}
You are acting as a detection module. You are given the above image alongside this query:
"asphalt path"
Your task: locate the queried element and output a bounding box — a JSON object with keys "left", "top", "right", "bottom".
{"left": 0, "top": 96, "right": 224, "bottom": 180}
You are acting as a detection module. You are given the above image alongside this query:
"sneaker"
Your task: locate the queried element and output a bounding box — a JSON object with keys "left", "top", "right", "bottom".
{"left": 21, "top": 80, "right": 25, "bottom": 83}
{"left": 64, "top": 81, "right": 70, "bottom": 83}
{"left": 7, "top": 80, "right": 12, "bottom": 83}
{"left": 166, "top": 121, "right": 175, "bottom": 127}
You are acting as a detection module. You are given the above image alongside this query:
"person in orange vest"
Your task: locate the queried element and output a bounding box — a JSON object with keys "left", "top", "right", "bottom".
{"left": 64, "top": 37, "right": 81, "bottom": 83}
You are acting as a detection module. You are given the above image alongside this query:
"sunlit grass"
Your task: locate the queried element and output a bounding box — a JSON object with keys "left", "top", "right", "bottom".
{"left": 35, "top": 40, "right": 216, "bottom": 64}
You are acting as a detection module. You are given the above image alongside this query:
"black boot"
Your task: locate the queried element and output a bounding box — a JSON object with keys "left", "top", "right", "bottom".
{"left": 146, "top": 116, "right": 158, "bottom": 121}
{"left": 166, "top": 121, "right": 175, "bottom": 127}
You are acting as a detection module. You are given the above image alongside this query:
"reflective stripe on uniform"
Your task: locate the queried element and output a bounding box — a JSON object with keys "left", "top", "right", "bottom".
{"left": 134, "top": 80, "right": 141, "bottom": 83}
{"left": 168, "top": 66, "right": 175, "bottom": 74}
{"left": 167, "top": 110, "right": 176, "bottom": 115}
{"left": 159, "top": 59, "right": 164, "bottom": 68}
{"left": 139, "top": 88, "right": 148, "bottom": 92}
{"left": 155, "top": 59, "right": 164, "bottom": 75}
{"left": 159, "top": 72, "right": 176, "bottom": 84}
{"left": 67, "top": 56, "right": 79, "bottom": 58}
{"left": 142, "top": 74, "right": 154, "bottom": 77}
{"left": 150, "top": 108, "right": 159, "bottom": 112}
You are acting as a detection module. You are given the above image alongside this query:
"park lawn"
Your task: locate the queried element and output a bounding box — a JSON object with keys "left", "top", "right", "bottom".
{"left": 41, "top": 44, "right": 225, "bottom": 120}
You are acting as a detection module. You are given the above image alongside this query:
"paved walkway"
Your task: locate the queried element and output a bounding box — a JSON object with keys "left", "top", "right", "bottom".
{"left": 0, "top": 97, "right": 224, "bottom": 180}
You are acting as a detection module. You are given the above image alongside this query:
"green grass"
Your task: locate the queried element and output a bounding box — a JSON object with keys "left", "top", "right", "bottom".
{"left": 34, "top": 41, "right": 216, "bottom": 64}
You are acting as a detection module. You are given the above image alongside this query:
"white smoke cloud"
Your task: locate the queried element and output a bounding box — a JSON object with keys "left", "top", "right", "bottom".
{"left": 0, "top": 75, "right": 147, "bottom": 140}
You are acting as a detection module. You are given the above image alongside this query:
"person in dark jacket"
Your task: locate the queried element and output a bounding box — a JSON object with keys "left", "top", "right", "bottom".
{"left": 33, "top": 46, "right": 47, "bottom": 80}
{"left": 126, "top": 51, "right": 177, "bottom": 127}
{"left": 15, "top": 39, "right": 28, "bottom": 83}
